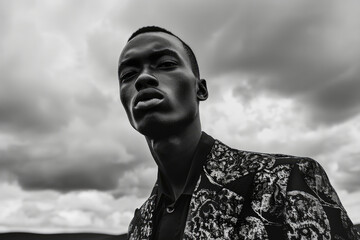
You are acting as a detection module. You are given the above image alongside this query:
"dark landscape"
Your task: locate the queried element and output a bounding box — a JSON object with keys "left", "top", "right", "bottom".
{"left": 0, "top": 232, "right": 126, "bottom": 240}
{"left": 1, "top": 225, "right": 359, "bottom": 240}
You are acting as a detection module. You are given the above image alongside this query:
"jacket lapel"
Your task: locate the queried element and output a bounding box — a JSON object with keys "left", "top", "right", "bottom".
{"left": 183, "top": 139, "right": 272, "bottom": 239}
{"left": 183, "top": 171, "right": 244, "bottom": 240}
{"left": 127, "top": 186, "right": 158, "bottom": 240}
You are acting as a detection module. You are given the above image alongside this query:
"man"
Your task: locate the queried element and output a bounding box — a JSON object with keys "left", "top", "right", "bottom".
{"left": 118, "top": 26, "right": 359, "bottom": 239}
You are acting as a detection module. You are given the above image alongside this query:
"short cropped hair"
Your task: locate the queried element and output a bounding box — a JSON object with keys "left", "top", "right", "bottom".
{"left": 128, "top": 26, "right": 200, "bottom": 79}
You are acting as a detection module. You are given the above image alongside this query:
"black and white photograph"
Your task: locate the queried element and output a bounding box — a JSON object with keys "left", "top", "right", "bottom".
{"left": 0, "top": 0, "right": 360, "bottom": 239}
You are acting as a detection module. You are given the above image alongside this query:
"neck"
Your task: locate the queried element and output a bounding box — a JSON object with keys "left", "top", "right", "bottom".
{"left": 145, "top": 118, "right": 202, "bottom": 200}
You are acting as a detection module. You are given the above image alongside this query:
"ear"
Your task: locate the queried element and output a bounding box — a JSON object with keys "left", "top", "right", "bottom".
{"left": 196, "top": 79, "right": 208, "bottom": 101}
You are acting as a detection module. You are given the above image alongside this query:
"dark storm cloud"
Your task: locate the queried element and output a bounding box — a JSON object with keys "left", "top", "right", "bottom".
{"left": 0, "top": 143, "right": 138, "bottom": 192}
{"left": 0, "top": 24, "right": 113, "bottom": 135}
{"left": 0, "top": 77, "right": 112, "bottom": 136}
{"left": 205, "top": 1, "right": 360, "bottom": 125}
{"left": 301, "top": 67, "right": 360, "bottom": 125}
{"left": 112, "top": 0, "right": 239, "bottom": 40}
{"left": 0, "top": 85, "right": 70, "bottom": 135}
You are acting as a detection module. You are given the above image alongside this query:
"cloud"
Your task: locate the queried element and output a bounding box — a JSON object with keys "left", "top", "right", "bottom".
{"left": 0, "top": 142, "right": 131, "bottom": 191}
{"left": 0, "top": 182, "right": 143, "bottom": 233}
{"left": 301, "top": 66, "right": 360, "bottom": 125}
{"left": 113, "top": 165, "right": 157, "bottom": 198}
{"left": 330, "top": 124, "right": 360, "bottom": 193}
{"left": 202, "top": 0, "right": 360, "bottom": 125}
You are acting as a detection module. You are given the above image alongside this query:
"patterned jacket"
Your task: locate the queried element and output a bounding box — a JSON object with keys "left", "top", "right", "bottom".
{"left": 127, "top": 138, "right": 359, "bottom": 239}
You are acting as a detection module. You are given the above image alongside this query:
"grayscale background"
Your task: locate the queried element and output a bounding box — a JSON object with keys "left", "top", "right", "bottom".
{"left": 0, "top": 0, "right": 359, "bottom": 234}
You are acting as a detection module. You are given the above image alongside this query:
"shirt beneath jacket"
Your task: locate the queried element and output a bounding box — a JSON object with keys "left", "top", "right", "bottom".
{"left": 127, "top": 132, "right": 360, "bottom": 240}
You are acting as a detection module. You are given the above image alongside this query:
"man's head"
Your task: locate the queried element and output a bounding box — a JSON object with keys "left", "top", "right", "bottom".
{"left": 118, "top": 26, "right": 208, "bottom": 138}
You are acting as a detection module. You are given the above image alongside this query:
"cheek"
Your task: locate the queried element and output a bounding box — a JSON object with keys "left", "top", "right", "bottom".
{"left": 176, "top": 80, "right": 197, "bottom": 101}
{"left": 169, "top": 73, "right": 197, "bottom": 95}
{"left": 171, "top": 83, "right": 198, "bottom": 115}
{"left": 120, "top": 88, "right": 133, "bottom": 111}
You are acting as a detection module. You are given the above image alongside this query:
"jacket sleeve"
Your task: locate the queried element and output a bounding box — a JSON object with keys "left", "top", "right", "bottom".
{"left": 284, "top": 158, "right": 360, "bottom": 239}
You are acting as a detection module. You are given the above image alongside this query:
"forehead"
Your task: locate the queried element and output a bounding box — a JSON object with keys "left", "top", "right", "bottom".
{"left": 119, "top": 32, "right": 188, "bottom": 63}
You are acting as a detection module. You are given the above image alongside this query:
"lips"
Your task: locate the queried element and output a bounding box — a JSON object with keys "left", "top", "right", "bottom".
{"left": 134, "top": 89, "right": 164, "bottom": 110}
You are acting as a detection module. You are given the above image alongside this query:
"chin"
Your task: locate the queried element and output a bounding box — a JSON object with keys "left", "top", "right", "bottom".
{"left": 134, "top": 115, "right": 195, "bottom": 139}
{"left": 136, "top": 122, "right": 171, "bottom": 139}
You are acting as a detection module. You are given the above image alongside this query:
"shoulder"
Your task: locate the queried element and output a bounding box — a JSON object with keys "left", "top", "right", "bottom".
{"left": 203, "top": 138, "right": 360, "bottom": 238}
{"left": 204, "top": 138, "right": 311, "bottom": 186}
{"left": 204, "top": 138, "right": 341, "bottom": 201}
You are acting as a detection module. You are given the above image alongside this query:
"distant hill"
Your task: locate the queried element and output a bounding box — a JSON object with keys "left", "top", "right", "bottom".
{"left": 0, "top": 232, "right": 127, "bottom": 240}
{"left": 1, "top": 226, "right": 359, "bottom": 239}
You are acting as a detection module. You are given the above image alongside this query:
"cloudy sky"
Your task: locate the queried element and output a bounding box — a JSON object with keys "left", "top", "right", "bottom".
{"left": 1, "top": 0, "right": 360, "bottom": 234}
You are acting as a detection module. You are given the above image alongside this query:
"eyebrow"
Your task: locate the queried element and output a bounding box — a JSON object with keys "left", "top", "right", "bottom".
{"left": 118, "top": 49, "right": 181, "bottom": 74}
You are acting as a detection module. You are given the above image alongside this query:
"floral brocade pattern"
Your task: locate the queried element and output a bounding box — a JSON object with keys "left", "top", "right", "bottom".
{"left": 285, "top": 190, "right": 330, "bottom": 240}
{"left": 297, "top": 159, "right": 359, "bottom": 239}
{"left": 128, "top": 194, "right": 156, "bottom": 240}
{"left": 297, "top": 159, "right": 343, "bottom": 207}
{"left": 239, "top": 216, "right": 269, "bottom": 240}
{"left": 205, "top": 140, "right": 276, "bottom": 185}
{"left": 184, "top": 176, "right": 244, "bottom": 240}
{"left": 252, "top": 165, "right": 292, "bottom": 224}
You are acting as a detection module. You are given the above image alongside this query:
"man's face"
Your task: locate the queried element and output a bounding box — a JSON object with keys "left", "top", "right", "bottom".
{"left": 118, "top": 32, "right": 200, "bottom": 138}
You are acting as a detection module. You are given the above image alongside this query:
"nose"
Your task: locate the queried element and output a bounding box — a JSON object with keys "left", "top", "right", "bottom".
{"left": 135, "top": 71, "right": 158, "bottom": 91}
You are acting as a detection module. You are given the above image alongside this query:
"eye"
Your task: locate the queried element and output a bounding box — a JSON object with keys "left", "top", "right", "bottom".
{"left": 157, "top": 60, "right": 177, "bottom": 69}
{"left": 120, "top": 70, "right": 137, "bottom": 82}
